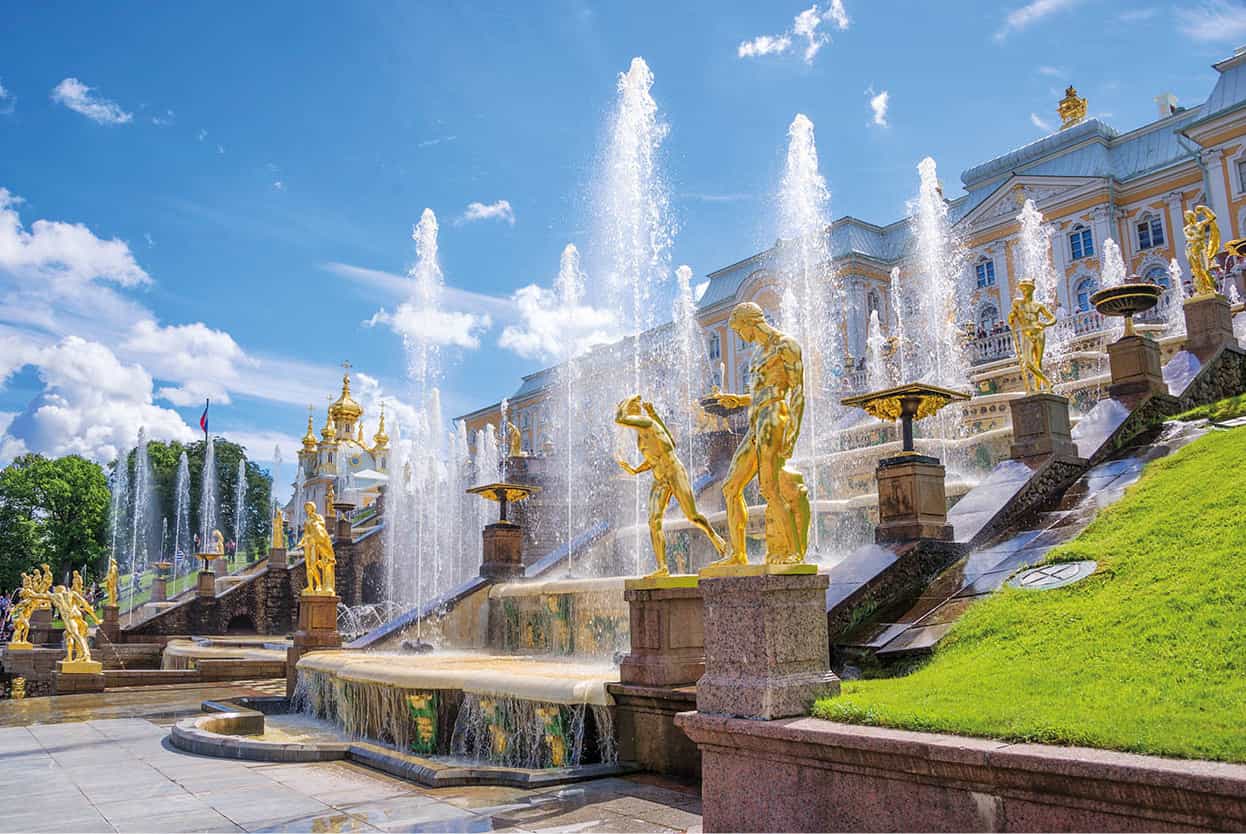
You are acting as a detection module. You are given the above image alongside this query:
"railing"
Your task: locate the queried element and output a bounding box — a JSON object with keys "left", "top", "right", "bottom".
{"left": 1054, "top": 308, "right": 1106, "bottom": 340}
{"left": 971, "top": 331, "right": 1014, "bottom": 365}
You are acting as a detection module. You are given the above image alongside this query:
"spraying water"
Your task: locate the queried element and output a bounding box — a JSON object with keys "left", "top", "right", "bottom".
{"left": 1166, "top": 258, "right": 1187, "bottom": 335}
{"left": 172, "top": 452, "right": 191, "bottom": 578}
{"left": 866, "top": 310, "right": 890, "bottom": 391}
{"left": 127, "top": 429, "right": 153, "bottom": 612}
{"left": 888, "top": 267, "right": 906, "bottom": 382}
{"left": 553, "top": 244, "right": 588, "bottom": 574}
{"left": 672, "top": 264, "right": 707, "bottom": 477}
{"left": 1100, "top": 239, "right": 1127, "bottom": 339}
{"left": 108, "top": 449, "right": 131, "bottom": 574}
{"left": 232, "top": 457, "right": 247, "bottom": 565}
{"left": 199, "top": 436, "right": 218, "bottom": 555}
{"left": 271, "top": 444, "right": 283, "bottom": 516}
{"left": 1016, "top": 200, "right": 1058, "bottom": 308}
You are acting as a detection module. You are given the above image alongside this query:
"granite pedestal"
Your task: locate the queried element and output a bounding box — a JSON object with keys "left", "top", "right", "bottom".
{"left": 197, "top": 570, "right": 217, "bottom": 598}
{"left": 480, "top": 522, "right": 524, "bottom": 580}
{"left": 99, "top": 604, "right": 120, "bottom": 644}
{"left": 1184, "top": 293, "right": 1237, "bottom": 357}
{"left": 1009, "top": 393, "right": 1082, "bottom": 463}
{"left": 620, "top": 577, "right": 704, "bottom": 686}
{"left": 1107, "top": 334, "right": 1167, "bottom": 399}
{"left": 151, "top": 576, "right": 168, "bottom": 602}
{"left": 268, "top": 546, "right": 288, "bottom": 569}
{"left": 697, "top": 571, "right": 839, "bottom": 720}
{"left": 286, "top": 592, "right": 342, "bottom": 695}
{"left": 28, "top": 606, "right": 54, "bottom": 646}
{"left": 875, "top": 455, "right": 953, "bottom": 543}
{"left": 333, "top": 502, "right": 355, "bottom": 541}
{"left": 54, "top": 659, "right": 105, "bottom": 694}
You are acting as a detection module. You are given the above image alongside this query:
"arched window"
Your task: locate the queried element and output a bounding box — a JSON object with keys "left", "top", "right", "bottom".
{"left": 707, "top": 331, "right": 721, "bottom": 361}
{"left": 1145, "top": 266, "right": 1169, "bottom": 287}
{"left": 975, "top": 257, "right": 996, "bottom": 288}
{"left": 1076, "top": 278, "right": 1098, "bottom": 312}
{"left": 978, "top": 304, "right": 1000, "bottom": 331}
{"left": 867, "top": 289, "right": 882, "bottom": 316}
{"left": 1069, "top": 224, "right": 1095, "bottom": 260}
{"left": 1136, "top": 213, "right": 1165, "bottom": 250}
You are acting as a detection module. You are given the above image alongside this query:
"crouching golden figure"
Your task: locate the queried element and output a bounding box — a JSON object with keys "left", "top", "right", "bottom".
{"left": 705, "top": 302, "right": 811, "bottom": 567}
{"left": 615, "top": 395, "right": 726, "bottom": 577}
{"left": 299, "top": 501, "right": 336, "bottom": 595}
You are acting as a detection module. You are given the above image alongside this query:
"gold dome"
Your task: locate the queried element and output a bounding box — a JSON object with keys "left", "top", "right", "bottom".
{"left": 328, "top": 369, "right": 363, "bottom": 424}
{"left": 320, "top": 410, "right": 337, "bottom": 442}
{"left": 301, "top": 411, "right": 317, "bottom": 452}
{"left": 373, "top": 406, "right": 389, "bottom": 450}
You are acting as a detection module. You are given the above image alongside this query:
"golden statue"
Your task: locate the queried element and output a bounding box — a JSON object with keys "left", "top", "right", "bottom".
{"left": 1184, "top": 204, "right": 1221, "bottom": 297}
{"left": 104, "top": 556, "right": 118, "bottom": 608}
{"left": 706, "top": 302, "right": 811, "bottom": 568}
{"left": 325, "top": 482, "right": 335, "bottom": 515}
{"left": 1008, "top": 279, "right": 1058, "bottom": 393}
{"left": 211, "top": 529, "right": 224, "bottom": 556}
{"left": 507, "top": 421, "right": 525, "bottom": 458}
{"left": 27, "top": 582, "right": 100, "bottom": 669}
{"left": 8, "top": 572, "right": 48, "bottom": 649}
{"left": 272, "top": 508, "right": 286, "bottom": 549}
{"left": 298, "top": 501, "right": 336, "bottom": 596}
{"left": 71, "top": 570, "right": 84, "bottom": 597}
{"left": 615, "top": 395, "right": 726, "bottom": 577}
{"left": 1058, "top": 85, "right": 1087, "bottom": 129}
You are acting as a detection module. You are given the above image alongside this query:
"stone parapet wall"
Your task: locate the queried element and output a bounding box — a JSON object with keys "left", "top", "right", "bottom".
{"left": 676, "top": 712, "right": 1246, "bottom": 832}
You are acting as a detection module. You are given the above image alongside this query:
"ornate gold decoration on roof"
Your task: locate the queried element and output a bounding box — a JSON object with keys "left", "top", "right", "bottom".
{"left": 320, "top": 409, "right": 337, "bottom": 443}
{"left": 372, "top": 406, "right": 389, "bottom": 450}
{"left": 328, "top": 361, "right": 363, "bottom": 425}
{"left": 1058, "top": 85, "right": 1087, "bottom": 129}
{"left": 302, "top": 407, "right": 318, "bottom": 451}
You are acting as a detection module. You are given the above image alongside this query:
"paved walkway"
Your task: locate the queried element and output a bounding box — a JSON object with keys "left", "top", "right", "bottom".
{"left": 0, "top": 682, "right": 702, "bottom": 833}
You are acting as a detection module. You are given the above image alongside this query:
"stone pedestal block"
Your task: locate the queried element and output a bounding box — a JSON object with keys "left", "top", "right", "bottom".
{"left": 333, "top": 502, "right": 354, "bottom": 542}
{"left": 1009, "top": 393, "right": 1081, "bottom": 462}
{"left": 268, "top": 546, "right": 287, "bottom": 569}
{"left": 620, "top": 579, "right": 704, "bottom": 687}
{"left": 54, "top": 661, "right": 105, "bottom": 694}
{"left": 480, "top": 522, "right": 524, "bottom": 580}
{"left": 286, "top": 592, "right": 341, "bottom": 695}
{"left": 875, "top": 456, "right": 952, "bottom": 543}
{"left": 607, "top": 682, "right": 700, "bottom": 781}
{"left": 151, "top": 576, "right": 168, "bottom": 602}
{"left": 697, "top": 572, "right": 839, "bottom": 720}
{"left": 1184, "top": 293, "right": 1238, "bottom": 357}
{"left": 98, "top": 604, "right": 120, "bottom": 644}
{"left": 197, "top": 570, "right": 217, "bottom": 598}
{"left": 28, "top": 606, "right": 54, "bottom": 646}
{"left": 1107, "top": 334, "right": 1167, "bottom": 399}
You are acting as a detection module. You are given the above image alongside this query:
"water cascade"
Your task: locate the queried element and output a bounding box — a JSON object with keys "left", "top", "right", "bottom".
{"left": 1166, "top": 258, "right": 1187, "bottom": 335}
{"left": 776, "top": 113, "right": 840, "bottom": 554}
{"left": 552, "top": 244, "right": 588, "bottom": 575}
{"left": 672, "top": 264, "right": 708, "bottom": 477}
{"left": 232, "top": 457, "right": 247, "bottom": 565}
{"left": 172, "top": 452, "right": 191, "bottom": 578}
{"left": 199, "top": 436, "right": 218, "bottom": 555}
{"left": 127, "top": 430, "right": 154, "bottom": 612}
{"left": 866, "top": 310, "right": 890, "bottom": 391}
{"left": 108, "top": 450, "right": 131, "bottom": 574}
{"left": 888, "top": 267, "right": 906, "bottom": 382}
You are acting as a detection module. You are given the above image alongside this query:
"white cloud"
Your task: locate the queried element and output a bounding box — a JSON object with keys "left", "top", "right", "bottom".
{"left": 121, "top": 319, "right": 254, "bottom": 407}
{"left": 1037, "top": 65, "right": 1065, "bottom": 77}
{"left": 869, "top": 89, "right": 890, "bottom": 127}
{"left": 217, "top": 144, "right": 225, "bottom": 155}
{"left": 457, "top": 199, "right": 515, "bottom": 226}
{"left": 323, "top": 262, "right": 515, "bottom": 320}
{"left": 1031, "top": 112, "right": 1054, "bottom": 132}
{"left": 1177, "top": 0, "right": 1246, "bottom": 42}
{"left": 50, "top": 77, "right": 132, "bottom": 125}
{"left": 995, "top": 0, "right": 1080, "bottom": 41}
{"left": 0, "top": 79, "right": 14, "bottom": 115}
{"left": 151, "top": 108, "right": 175, "bottom": 126}
{"left": 366, "top": 304, "right": 492, "bottom": 350}
{"left": 497, "top": 249, "right": 620, "bottom": 364}
{"left": 197, "top": 128, "right": 207, "bottom": 142}
{"left": 273, "top": 181, "right": 286, "bottom": 191}
{"left": 738, "top": 2, "right": 848, "bottom": 64}
{"left": 3, "top": 336, "right": 195, "bottom": 464}
{"left": 738, "top": 34, "right": 792, "bottom": 58}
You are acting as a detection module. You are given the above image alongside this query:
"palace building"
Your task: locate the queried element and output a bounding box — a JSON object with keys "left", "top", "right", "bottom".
{"left": 461, "top": 47, "right": 1246, "bottom": 452}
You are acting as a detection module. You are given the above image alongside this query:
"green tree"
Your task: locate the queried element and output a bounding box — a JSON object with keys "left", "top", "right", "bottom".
{"left": 0, "top": 454, "right": 110, "bottom": 592}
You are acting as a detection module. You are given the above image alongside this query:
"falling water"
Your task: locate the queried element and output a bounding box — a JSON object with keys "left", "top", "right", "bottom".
{"left": 172, "top": 452, "right": 191, "bottom": 578}
{"left": 108, "top": 450, "right": 131, "bottom": 572}
{"left": 293, "top": 460, "right": 306, "bottom": 539}
{"left": 553, "top": 244, "right": 587, "bottom": 575}
{"left": 1016, "top": 200, "right": 1058, "bottom": 308}
{"left": 199, "top": 436, "right": 218, "bottom": 554}
{"left": 1100, "top": 239, "right": 1127, "bottom": 339}
{"left": 776, "top": 112, "right": 839, "bottom": 553}
{"left": 1166, "top": 258, "right": 1187, "bottom": 335}
{"left": 888, "top": 267, "right": 906, "bottom": 383}
{"left": 672, "top": 264, "right": 707, "bottom": 476}
{"left": 271, "top": 444, "right": 283, "bottom": 516}
{"left": 598, "top": 56, "right": 673, "bottom": 574}
{"left": 232, "top": 457, "right": 247, "bottom": 565}
{"left": 499, "top": 397, "right": 510, "bottom": 482}
{"left": 127, "top": 429, "right": 153, "bottom": 611}
{"left": 866, "top": 310, "right": 890, "bottom": 391}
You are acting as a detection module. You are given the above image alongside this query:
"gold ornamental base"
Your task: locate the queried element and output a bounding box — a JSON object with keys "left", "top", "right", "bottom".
{"left": 57, "top": 659, "right": 103, "bottom": 675}
{"left": 5, "top": 641, "right": 33, "bottom": 651}
{"left": 624, "top": 574, "right": 700, "bottom": 591}
{"left": 698, "top": 562, "right": 817, "bottom": 578}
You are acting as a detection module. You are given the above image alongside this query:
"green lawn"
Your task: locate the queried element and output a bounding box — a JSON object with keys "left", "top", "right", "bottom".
{"left": 1173, "top": 391, "right": 1246, "bottom": 423}
{"left": 814, "top": 423, "right": 1246, "bottom": 763}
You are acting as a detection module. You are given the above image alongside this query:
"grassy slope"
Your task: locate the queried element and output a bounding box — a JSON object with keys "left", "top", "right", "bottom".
{"left": 814, "top": 425, "right": 1246, "bottom": 763}
{"left": 1173, "top": 391, "right": 1246, "bottom": 423}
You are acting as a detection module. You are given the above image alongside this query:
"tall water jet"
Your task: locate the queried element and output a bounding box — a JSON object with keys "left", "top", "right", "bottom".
{"left": 866, "top": 310, "right": 889, "bottom": 391}
{"left": 1166, "top": 258, "right": 1187, "bottom": 335}
{"left": 108, "top": 449, "right": 131, "bottom": 572}
{"left": 552, "top": 243, "right": 588, "bottom": 575}
{"left": 888, "top": 267, "right": 906, "bottom": 382}
{"left": 1100, "top": 239, "right": 1127, "bottom": 339}
{"left": 232, "top": 457, "right": 247, "bottom": 565}
{"left": 271, "top": 444, "right": 283, "bottom": 515}
{"left": 499, "top": 397, "right": 510, "bottom": 481}
{"left": 671, "top": 264, "right": 707, "bottom": 476}
{"left": 1016, "top": 200, "right": 1058, "bottom": 308}
{"left": 199, "top": 435, "right": 218, "bottom": 555}
{"left": 776, "top": 112, "right": 839, "bottom": 553}
{"left": 172, "top": 451, "right": 191, "bottom": 578}
{"left": 598, "top": 56, "right": 673, "bottom": 574}
{"left": 127, "top": 429, "right": 153, "bottom": 611}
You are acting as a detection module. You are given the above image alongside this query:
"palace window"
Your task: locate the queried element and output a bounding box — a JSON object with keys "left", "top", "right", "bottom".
{"left": 1076, "top": 278, "right": 1097, "bottom": 312}
{"left": 1136, "top": 214, "right": 1165, "bottom": 250}
{"left": 707, "top": 331, "right": 721, "bottom": 361}
{"left": 1069, "top": 225, "right": 1095, "bottom": 260}
{"left": 1238, "top": 158, "right": 1246, "bottom": 193}
{"left": 978, "top": 304, "right": 1000, "bottom": 331}
{"left": 975, "top": 258, "right": 996, "bottom": 288}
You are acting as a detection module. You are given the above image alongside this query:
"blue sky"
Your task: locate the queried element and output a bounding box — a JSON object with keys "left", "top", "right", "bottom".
{"left": 1, "top": 0, "right": 1244, "bottom": 485}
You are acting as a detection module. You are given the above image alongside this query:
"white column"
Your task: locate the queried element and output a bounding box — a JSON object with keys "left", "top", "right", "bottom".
{"left": 1166, "top": 190, "right": 1190, "bottom": 277}
{"left": 1201, "top": 148, "right": 1231, "bottom": 227}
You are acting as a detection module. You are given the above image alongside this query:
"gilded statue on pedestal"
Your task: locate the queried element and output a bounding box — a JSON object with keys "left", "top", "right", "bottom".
{"left": 615, "top": 395, "right": 726, "bottom": 577}
{"left": 104, "top": 556, "right": 119, "bottom": 608}
{"left": 272, "top": 508, "right": 286, "bottom": 550}
{"left": 27, "top": 580, "right": 99, "bottom": 665}
{"left": 299, "top": 501, "right": 336, "bottom": 595}
{"left": 1058, "top": 85, "right": 1087, "bottom": 129}
{"left": 9, "top": 571, "right": 49, "bottom": 647}
{"left": 706, "top": 302, "right": 811, "bottom": 567}
{"left": 507, "top": 421, "right": 525, "bottom": 458}
{"left": 1008, "top": 279, "right": 1057, "bottom": 393}
{"left": 1184, "top": 204, "right": 1221, "bottom": 297}
{"left": 211, "top": 529, "right": 225, "bottom": 556}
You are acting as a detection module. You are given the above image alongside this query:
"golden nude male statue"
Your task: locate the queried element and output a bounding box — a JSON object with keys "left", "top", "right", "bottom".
{"left": 8, "top": 573, "right": 44, "bottom": 648}
{"left": 27, "top": 581, "right": 100, "bottom": 668}
{"left": 1184, "top": 204, "right": 1221, "bottom": 297}
{"left": 1008, "top": 279, "right": 1058, "bottom": 394}
{"left": 299, "top": 501, "right": 336, "bottom": 595}
{"left": 706, "top": 302, "right": 811, "bottom": 568}
{"left": 272, "top": 508, "right": 286, "bottom": 549}
{"left": 507, "top": 421, "right": 525, "bottom": 458}
{"left": 104, "top": 556, "right": 119, "bottom": 608}
{"left": 615, "top": 395, "right": 726, "bottom": 577}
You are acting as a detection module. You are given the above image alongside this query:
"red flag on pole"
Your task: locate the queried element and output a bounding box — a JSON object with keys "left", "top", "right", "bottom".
{"left": 200, "top": 399, "right": 210, "bottom": 436}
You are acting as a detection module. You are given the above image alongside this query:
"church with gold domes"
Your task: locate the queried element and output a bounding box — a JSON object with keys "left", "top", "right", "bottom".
{"left": 294, "top": 364, "right": 390, "bottom": 519}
